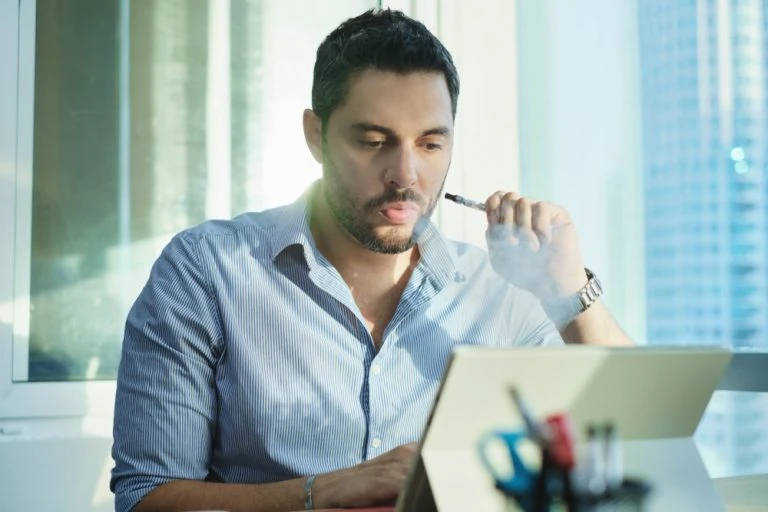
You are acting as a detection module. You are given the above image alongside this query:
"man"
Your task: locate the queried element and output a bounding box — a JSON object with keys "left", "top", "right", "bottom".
{"left": 111, "top": 8, "right": 632, "bottom": 512}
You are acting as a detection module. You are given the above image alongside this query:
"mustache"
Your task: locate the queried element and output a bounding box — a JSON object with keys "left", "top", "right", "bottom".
{"left": 363, "top": 188, "right": 427, "bottom": 210}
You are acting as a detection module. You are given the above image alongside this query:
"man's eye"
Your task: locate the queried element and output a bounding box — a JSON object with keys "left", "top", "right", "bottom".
{"left": 360, "top": 140, "right": 385, "bottom": 149}
{"left": 424, "top": 142, "right": 442, "bottom": 151}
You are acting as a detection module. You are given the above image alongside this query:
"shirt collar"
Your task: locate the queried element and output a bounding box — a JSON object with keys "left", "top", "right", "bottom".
{"left": 268, "top": 183, "right": 320, "bottom": 267}
{"left": 269, "top": 181, "right": 461, "bottom": 286}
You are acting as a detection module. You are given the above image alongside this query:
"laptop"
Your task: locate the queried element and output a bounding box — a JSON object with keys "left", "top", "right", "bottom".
{"left": 394, "top": 345, "right": 732, "bottom": 512}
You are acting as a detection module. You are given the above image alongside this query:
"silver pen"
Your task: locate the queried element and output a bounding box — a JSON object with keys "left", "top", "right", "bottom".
{"left": 444, "top": 192, "right": 486, "bottom": 212}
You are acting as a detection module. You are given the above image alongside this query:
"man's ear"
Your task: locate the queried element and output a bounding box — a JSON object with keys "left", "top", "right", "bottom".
{"left": 303, "top": 109, "right": 323, "bottom": 164}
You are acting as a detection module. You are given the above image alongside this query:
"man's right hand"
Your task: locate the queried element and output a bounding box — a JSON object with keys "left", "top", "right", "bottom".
{"left": 312, "top": 443, "right": 419, "bottom": 509}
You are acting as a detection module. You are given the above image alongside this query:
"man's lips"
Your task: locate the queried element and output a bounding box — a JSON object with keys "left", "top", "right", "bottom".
{"left": 378, "top": 202, "right": 421, "bottom": 225}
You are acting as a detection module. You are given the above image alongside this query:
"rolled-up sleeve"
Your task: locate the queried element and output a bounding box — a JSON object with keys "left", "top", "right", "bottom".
{"left": 111, "top": 234, "right": 223, "bottom": 512}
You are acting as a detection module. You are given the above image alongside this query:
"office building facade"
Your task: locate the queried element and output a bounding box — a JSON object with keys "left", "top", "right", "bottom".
{"left": 638, "top": 0, "right": 768, "bottom": 475}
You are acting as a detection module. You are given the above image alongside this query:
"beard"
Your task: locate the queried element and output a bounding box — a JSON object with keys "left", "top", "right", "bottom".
{"left": 321, "top": 150, "right": 444, "bottom": 254}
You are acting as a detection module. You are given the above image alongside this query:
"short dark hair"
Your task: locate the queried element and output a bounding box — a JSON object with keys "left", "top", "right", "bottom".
{"left": 312, "top": 8, "right": 460, "bottom": 129}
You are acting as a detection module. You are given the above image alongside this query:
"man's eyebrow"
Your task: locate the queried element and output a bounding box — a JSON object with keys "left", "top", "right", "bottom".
{"left": 351, "top": 123, "right": 396, "bottom": 137}
{"left": 351, "top": 123, "right": 451, "bottom": 137}
{"left": 421, "top": 126, "right": 451, "bottom": 137}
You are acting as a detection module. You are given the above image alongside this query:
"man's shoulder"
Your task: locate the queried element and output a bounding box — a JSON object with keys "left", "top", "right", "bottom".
{"left": 175, "top": 204, "right": 290, "bottom": 245}
{"left": 153, "top": 205, "right": 301, "bottom": 269}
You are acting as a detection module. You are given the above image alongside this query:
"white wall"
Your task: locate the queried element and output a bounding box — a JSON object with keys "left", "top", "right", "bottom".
{"left": 516, "top": 0, "right": 646, "bottom": 342}
{"left": 0, "top": 436, "right": 114, "bottom": 511}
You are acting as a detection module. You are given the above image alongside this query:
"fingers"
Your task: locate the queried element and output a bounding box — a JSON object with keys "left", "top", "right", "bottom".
{"left": 531, "top": 202, "right": 554, "bottom": 245}
{"left": 334, "top": 443, "right": 418, "bottom": 507}
{"left": 390, "top": 443, "right": 419, "bottom": 468}
{"left": 484, "top": 191, "right": 503, "bottom": 224}
{"left": 372, "top": 444, "right": 419, "bottom": 500}
{"left": 367, "top": 443, "right": 418, "bottom": 474}
{"left": 486, "top": 191, "right": 550, "bottom": 251}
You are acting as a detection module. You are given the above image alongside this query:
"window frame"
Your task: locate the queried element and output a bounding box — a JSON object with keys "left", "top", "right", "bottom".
{"left": 1, "top": 0, "right": 31, "bottom": 390}
{"left": 0, "top": 0, "right": 19, "bottom": 414}
{"left": 0, "top": 0, "right": 118, "bottom": 423}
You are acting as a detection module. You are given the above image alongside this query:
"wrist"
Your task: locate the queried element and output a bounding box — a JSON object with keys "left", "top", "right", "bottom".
{"left": 309, "top": 472, "right": 341, "bottom": 509}
{"left": 541, "top": 268, "right": 603, "bottom": 327}
{"left": 551, "top": 269, "right": 590, "bottom": 298}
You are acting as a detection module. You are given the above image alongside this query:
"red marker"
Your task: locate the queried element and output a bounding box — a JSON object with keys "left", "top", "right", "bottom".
{"left": 544, "top": 413, "right": 576, "bottom": 470}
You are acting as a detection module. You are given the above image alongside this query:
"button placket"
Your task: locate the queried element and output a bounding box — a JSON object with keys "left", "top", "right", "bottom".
{"left": 366, "top": 349, "right": 390, "bottom": 458}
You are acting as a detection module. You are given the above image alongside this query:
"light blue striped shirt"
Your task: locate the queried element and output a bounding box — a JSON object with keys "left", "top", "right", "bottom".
{"left": 110, "top": 186, "right": 562, "bottom": 512}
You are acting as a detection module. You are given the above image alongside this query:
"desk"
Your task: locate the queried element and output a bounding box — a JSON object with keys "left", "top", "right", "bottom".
{"left": 716, "top": 474, "right": 768, "bottom": 512}
{"left": 294, "top": 476, "right": 768, "bottom": 512}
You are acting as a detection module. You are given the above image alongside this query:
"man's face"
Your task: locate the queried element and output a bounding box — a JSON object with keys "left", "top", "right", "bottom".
{"left": 316, "top": 69, "right": 454, "bottom": 254}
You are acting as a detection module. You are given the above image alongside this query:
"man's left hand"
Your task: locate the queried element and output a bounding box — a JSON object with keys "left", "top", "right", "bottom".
{"left": 484, "top": 191, "right": 588, "bottom": 301}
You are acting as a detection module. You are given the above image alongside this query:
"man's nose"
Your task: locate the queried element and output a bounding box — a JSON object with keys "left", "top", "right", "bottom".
{"left": 384, "top": 145, "right": 418, "bottom": 189}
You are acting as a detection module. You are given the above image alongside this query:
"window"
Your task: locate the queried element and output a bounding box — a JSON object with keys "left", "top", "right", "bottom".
{"left": 0, "top": 0, "right": 383, "bottom": 425}
{"left": 516, "top": 0, "right": 768, "bottom": 477}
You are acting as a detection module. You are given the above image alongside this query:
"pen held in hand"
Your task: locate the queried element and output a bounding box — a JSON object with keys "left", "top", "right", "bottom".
{"left": 444, "top": 192, "right": 487, "bottom": 212}
{"left": 445, "top": 192, "right": 549, "bottom": 251}
{"left": 446, "top": 191, "right": 525, "bottom": 246}
{"left": 446, "top": 192, "right": 551, "bottom": 252}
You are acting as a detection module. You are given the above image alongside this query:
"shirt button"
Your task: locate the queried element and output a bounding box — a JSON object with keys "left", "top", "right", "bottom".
{"left": 371, "top": 365, "right": 381, "bottom": 375}
{"left": 371, "top": 438, "right": 382, "bottom": 448}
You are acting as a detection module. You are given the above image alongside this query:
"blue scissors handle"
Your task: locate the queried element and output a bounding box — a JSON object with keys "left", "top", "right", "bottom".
{"left": 477, "top": 430, "right": 536, "bottom": 496}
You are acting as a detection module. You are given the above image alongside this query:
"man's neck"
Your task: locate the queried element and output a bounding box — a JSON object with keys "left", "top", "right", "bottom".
{"left": 309, "top": 187, "right": 422, "bottom": 349}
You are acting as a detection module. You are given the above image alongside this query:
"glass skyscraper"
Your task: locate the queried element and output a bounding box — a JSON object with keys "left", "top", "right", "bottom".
{"left": 638, "top": 0, "right": 768, "bottom": 475}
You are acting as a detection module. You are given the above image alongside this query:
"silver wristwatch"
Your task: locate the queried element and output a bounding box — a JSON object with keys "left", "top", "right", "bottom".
{"left": 542, "top": 268, "right": 604, "bottom": 327}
